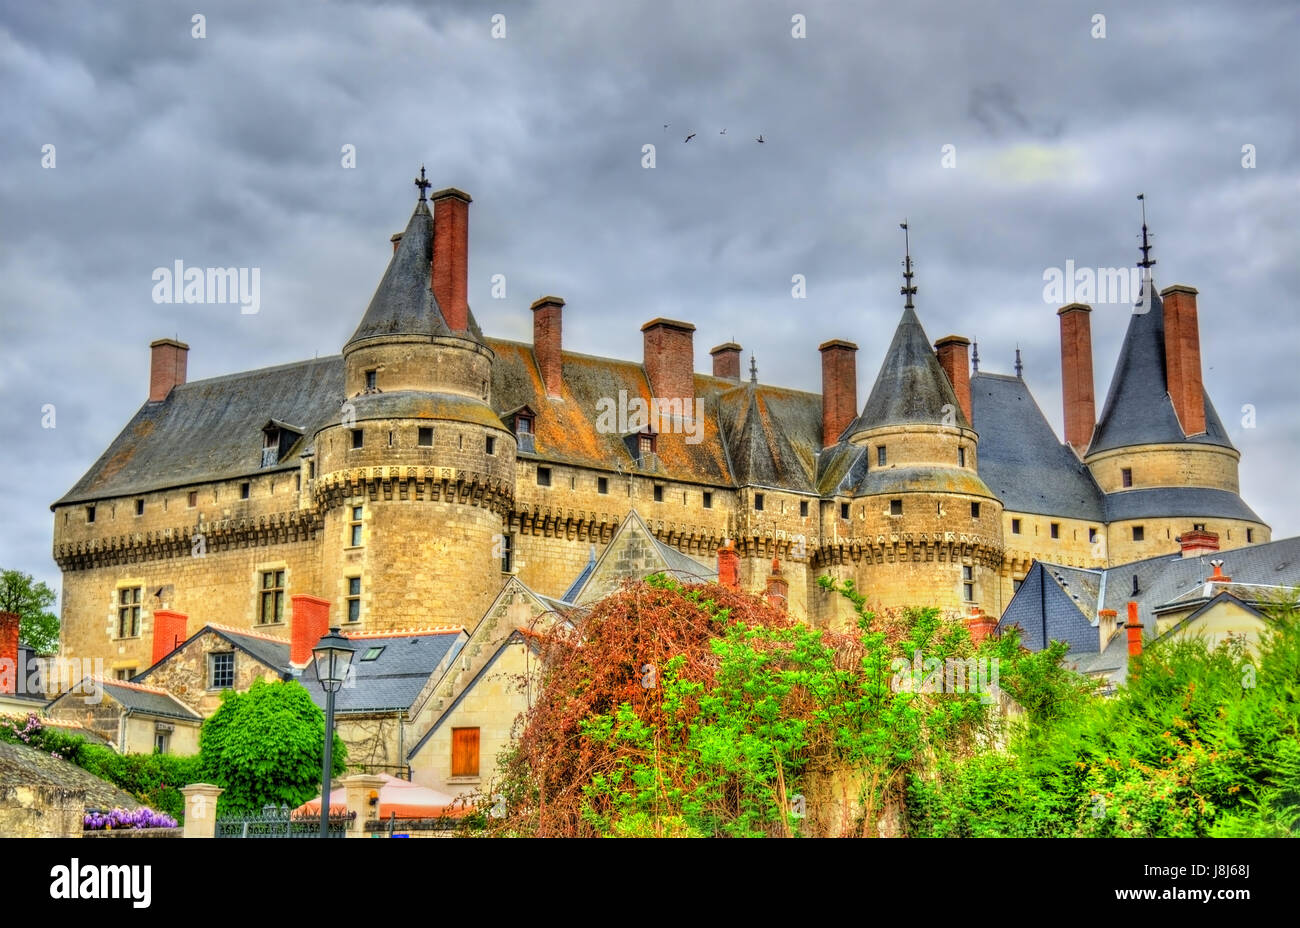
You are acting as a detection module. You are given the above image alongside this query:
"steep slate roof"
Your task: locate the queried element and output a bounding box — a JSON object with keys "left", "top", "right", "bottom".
{"left": 299, "top": 630, "right": 465, "bottom": 714}
{"left": 55, "top": 356, "right": 345, "bottom": 505}
{"left": 971, "top": 372, "right": 1106, "bottom": 521}
{"left": 997, "top": 562, "right": 1104, "bottom": 654}
{"left": 135, "top": 625, "right": 293, "bottom": 683}
{"left": 1104, "top": 487, "right": 1263, "bottom": 524}
{"left": 562, "top": 546, "right": 599, "bottom": 603}
{"left": 97, "top": 679, "right": 202, "bottom": 721}
{"left": 1089, "top": 279, "right": 1234, "bottom": 455}
{"left": 566, "top": 509, "right": 717, "bottom": 605}
{"left": 851, "top": 307, "right": 971, "bottom": 432}
{"left": 717, "top": 382, "right": 818, "bottom": 492}
{"left": 815, "top": 442, "right": 868, "bottom": 497}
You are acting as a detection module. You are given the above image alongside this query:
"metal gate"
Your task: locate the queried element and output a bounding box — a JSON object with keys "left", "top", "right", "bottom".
{"left": 215, "top": 805, "right": 355, "bottom": 838}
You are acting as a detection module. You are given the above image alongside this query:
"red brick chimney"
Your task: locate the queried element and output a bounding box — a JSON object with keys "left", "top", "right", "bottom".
{"left": 531, "top": 296, "right": 565, "bottom": 398}
{"left": 819, "top": 339, "right": 859, "bottom": 444}
{"left": 431, "top": 188, "right": 472, "bottom": 334}
{"left": 0, "top": 612, "right": 19, "bottom": 694}
{"left": 1179, "top": 529, "right": 1220, "bottom": 558}
{"left": 964, "top": 607, "right": 997, "bottom": 645}
{"left": 717, "top": 541, "right": 739, "bottom": 590}
{"left": 641, "top": 318, "right": 696, "bottom": 405}
{"left": 290, "top": 595, "right": 332, "bottom": 667}
{"left": 765, "top": 558, "right": 789, "bottom": 613}
{"left": 1057, "top": 304, "right": 1095, "bottom": 455}
{"left": 710, "top": 342, "right": 742, "bottom": 381}
{"left": 1125, "top": 601, "right": 1143, "bottom": 659}
{"left": 1208, "top": 559, "right": 1232, "bottom": 584}
{"left": 151, "top": 610, "right": 188, "bottom": 666}
{"left": 1161, "top": 285, "right": 1206, "bottom": 436}
{"left": 149, "top": 338, "right": 189, "bottom": 402}
{"left": 934, "top": 336, "right": 972, "bottom": 425}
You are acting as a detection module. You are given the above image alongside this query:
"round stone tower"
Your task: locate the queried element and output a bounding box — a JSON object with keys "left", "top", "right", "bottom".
{"left": 313, "top": 183, "right": 516, "bottom": 631}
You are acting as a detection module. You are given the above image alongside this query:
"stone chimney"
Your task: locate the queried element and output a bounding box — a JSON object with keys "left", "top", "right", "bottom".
{"left": 531, "top": 296, "right": 565, "bottom": 398}
{"left": 290, "top": 594, "right": 332, "bottom": 667}
{"left": 1179, "top": 529, "right": 1220, "bottom": 558}
{"left": 717, "top": 541, "right": 739, "bottom": 590}
{"left": 1057, "top": 303, "right": 1095, "bottom": 455}
{"left": 765, "top": 558, "right": 789, "bottom": 613}
{"left": 1098, "top": 608, "right": 1118, "bottom": 652}
{"left": 819, "top": 339, "right": 859, "bottom": 444}
{"left": 1161, "top": 285, "right": 1206, "bottom": 436}
{"left": 431, "top": 188, "right": 472, "bottom": 334}
{"left": 0, "top": 612, "right": 18, "bottom": 695}
{"left": 934, "top": 336, "right": 972, "bottom": 426}
{"left": 149, "top": 338, "right": 189, "bottom": 402}
{"left": 710, "top": 342, "right": 742, "bottom": 381}
{"left": 1125, "top": 601, "right": 1143, "bottom": 659}
{"left": 151, "top": 610, "right": 188, "bottom": 666}
{"left": 641, "top": 318, "right": 696, "bottom": 406}
{"left": 964, "top": 607, "right": 997, "bottom": 646}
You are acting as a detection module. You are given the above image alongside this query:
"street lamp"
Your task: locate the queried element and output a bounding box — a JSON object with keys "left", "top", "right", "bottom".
{"left": 312, "top": 626, "right": 355, "bottom": 838}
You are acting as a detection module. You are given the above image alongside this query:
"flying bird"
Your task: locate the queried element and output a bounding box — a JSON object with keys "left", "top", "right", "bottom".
{"left": 755, "top": 134, "right": 765, "bottom": 143}
{"left": 663, "top": 123, "right": 669, "bottom": 132}
{"left": 719, "top": 128, "right": 726, "bottom": 134}
{"left": 684, "top": 133, "right": 696, "bottom": 143}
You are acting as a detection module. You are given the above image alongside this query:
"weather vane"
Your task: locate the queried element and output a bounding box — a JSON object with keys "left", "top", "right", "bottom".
{"left": 900, "top": 221, "right": 917, "bottom": 310}
{"left": 1137, "top": 193, "right": 1155, "bottom": 270}
{"left": 415, "top": 164, "right": 431, "bottom": 201}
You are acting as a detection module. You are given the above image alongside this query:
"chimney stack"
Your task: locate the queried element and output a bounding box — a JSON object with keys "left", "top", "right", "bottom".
{"left": 1098, "top": 608, "right": 1118, "bottom": 653}
{"left": 717, "top": 541, "right": 739, "bottom": 590}
{"left": 0, "top": 612, "right": 18, "bottom": 694}
{"left": 1057, "top": 304, "right": 1096, "bottom": 455}
{"left": 1125, "top": 601, "right": 1143, "bottom": 659}
{"left": 1161, "top": 285, "right": 1206, "bottom": 436}
{"left": 1179, "top": 529, "right": 1220, "bottom": 559}
{"left": 934, "top": 336, "right": 972, "bottom": 426}
{"left": 290, "top": 594, "right": 332, "bottom": 667}
{"left": 149, "top": 338, "right": 189, "bottom": 402}
{"left": 765, "top": 558, "right": 789, "bottom": 613}
{"left": 819, "top": 339, "right": 859, "bottom": 444}
{"left": 151, "top": 610, "right": 188, "bottom": 666}
{"left": 641, "top": 318, "right": 696, "bottom": 406}
{"left": 390, "top": 232, "right": 403, "bottom": 253}
{"left": 964, "top": 607, "right": 997, "bottom": 646}
{"left": 531, "top": 296, "right": 565, "bottom": 398}
{"left": 710, "top": 342, "right": 743, "bottom": 381}
{"left": 431, "top": 188, "right": 472, "bottom": 333}
{"left": 1208, "top": 559, "right": 1232, "bottom": 584}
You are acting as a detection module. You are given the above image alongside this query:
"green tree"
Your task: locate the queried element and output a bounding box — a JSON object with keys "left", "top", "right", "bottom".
{"left": 199, "top": 679, "right": 347, "bottom": 814}
{"left": 0, "top": 569, "right": 60, "bottom": 654}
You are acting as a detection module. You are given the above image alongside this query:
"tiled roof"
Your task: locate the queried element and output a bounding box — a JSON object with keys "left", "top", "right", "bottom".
{"left": 850, "top": 307, "right": 971, "bottom": 432}
{"left": 1088, "top": 279, "right": 1234, "bottom": 455}
{"left": 971, "top": 372, "right": 1105, "bottom": 521}
{"left": 299, "top": 629, "right": 465, "bottom": 714}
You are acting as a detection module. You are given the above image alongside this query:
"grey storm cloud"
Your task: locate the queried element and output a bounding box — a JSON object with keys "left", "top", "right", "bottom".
{"left": 1, "top": 0, "right": 1297, "bottom": 602}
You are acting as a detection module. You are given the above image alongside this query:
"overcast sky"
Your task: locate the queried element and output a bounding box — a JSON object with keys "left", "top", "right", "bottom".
{"left": 2, "top": 0, "right": 1297, "bottom": 605}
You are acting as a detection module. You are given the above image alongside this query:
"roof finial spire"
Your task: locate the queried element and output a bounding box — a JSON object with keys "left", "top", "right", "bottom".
{"left": 1136, "top": 193, "right": 1156, "bottom": 270}
{"left": 749, "top": 354, "right": 758, "bottom": 383}
{"left": 1014, "top": 345, "right": 1023, "bottom": 379}
{"left": 971, "top": 338, "right": 980, "bottom": 373}
{"left": 900, "top": 221, "right": 917, "bottom": 310}
{"left": 414, "top": 164, "right": 431, "bottom": 201}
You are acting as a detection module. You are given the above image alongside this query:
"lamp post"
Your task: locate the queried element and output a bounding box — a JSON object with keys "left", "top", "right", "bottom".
{"left": 312, "top": 626, "right": 355, "bottom": 838}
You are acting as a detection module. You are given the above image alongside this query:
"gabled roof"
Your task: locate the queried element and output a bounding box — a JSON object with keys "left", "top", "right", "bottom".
{"left": 972, "top": 371, "right": 1105, "bottom": 521}
{"left": 1152, "top": 591, "right": 1270, "bottom": 643}
{"left": 996, "top": 561, "right": 1102, "bottom": 653}
{"left": 850, "top": 307, "right": 970, "bottom": 433}
{"left": 565, "top": 510, "right": 717, "bottom": 605}
{"left": 299, "top": 628, "right": 466, "bottom": 715}
{"left": 718, "top": 382, "right": 817, "bottom": 492}
{"left": 136, "top": 624, "right": 293, "bottom": 683}
{"left": 562, "top": 546, "right": 599, "bottom": 603}
{"left": 48, "top": 677, "right": 202, "bottom": 722}
{"left": 1088, "top": 278, "right": 1234, "bottom": 455}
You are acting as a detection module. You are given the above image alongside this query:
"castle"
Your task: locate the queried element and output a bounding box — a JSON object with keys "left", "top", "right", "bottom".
{"left": 50, "top": 177, "right": 1268, "bottom": 677}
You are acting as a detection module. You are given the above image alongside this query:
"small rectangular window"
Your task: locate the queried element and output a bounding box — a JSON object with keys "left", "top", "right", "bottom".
{"left": 351, "top": 429, "right": 364, "bottom": 449}
{"left": 840, "top": 503, "right": 850, "bottom": 520}
{"left": 1192, "top": 523, "right": 1206, "bottom": 532}
{"left": 134, "top": 499, "right": 144, "bottom": 516}
{"left": 346, "top": 577, "right": 362, "bottom": 623}
{"left": 1050, "top": 522, "right": 1060, "bottom": 539}
{"left": 890, "top": 499, "right": 903, "bottom": 516}
{"left": 800, "top": 500, "right": 809, "bottom": 517}
{"left": 537, "top": 467, "right": 552, "bottom": 487}
{"left": 116, "top": 587, "right": 141, "bottom": 638}
{"left": 208, "top": 652, "right": 234, "bottom": 690}
{"left": 1011, "top": 518, "right": 1021, "bottom": 534}
{"left": 703, "top": 491, "right": 713, "bottom": 509}
{"left": 1088, "top": 527, "right": 1098, "bottom": 543}
{"left": 309, "top": 461, "right": 315, "bottom": 479}
{"left": 418, "top": 427, "right": 433, "bottom": 447}
{"left": 877, "top": 446, "right": 887, "bottom": 467}
{"left": 598, "top": 477, "right": 609, "bottom": 494}
{"left": 349, "top": 505, "right": 363, "bottom": 547}
{"left": 970, "top": 502, "right": 980, "bottom": 519}
{"left": 1247, "top": 528, "right": 1255, "bottom": 543}
{"left": 115, "top": 668, "right": 135, "bottom": 681}
{"left": 653, "top": 485, "right": 664, "bottom": 502}
{"left": 153, "top": 731, "right": 170, "bottom": 755}
{"left": 486, "top": 436, "right": 495, "bottom": 455}
{"left": 86, "top": 505, "right": 96, "bottom": 523}
{"left": 240, "top": 482, "right": 250, "bottom": 500}
{"left": 958, "top": 447, "right": 966, "bottom": 467}
{"left": 1121, "top": 467, "right": 1133, "bottom": 488}
{"left": 451, "top": 727, "right": 480, "bottom": 778}
{"left": 365, "top": 370, "right": 377, "bottom": 391}
{"left": 259, "top": 569, "right": 286, "bottom": 624}
{"left": 754, "top": 493, "right": 764, "bottom": 511}
{"left": 963, "top": 583, "right": 974, "bottom": 601}
{"left": 1132, "top": 525, "right": 1145, "bottom": 542}
{"left": 187, "top": 491, "right": 198, "bottom": 508}
{"left": 1012, "top": 578, "right": 1023, "bottom": 593}
{"left": 500, "top": 533, "right": 513, "bottom": 573}
{"left": 360, "top": 646, "right": 384, "bottom": 661}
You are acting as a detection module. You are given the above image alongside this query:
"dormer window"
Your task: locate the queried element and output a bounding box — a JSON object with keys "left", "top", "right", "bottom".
{"left": 639, "top": 433, "right": 655, "bottom": 457}
{"left": 261, "top": 420, "right": 303, "bottom": 468}
{"left": 507, "top": 406, "right": 537, "bottom": 453}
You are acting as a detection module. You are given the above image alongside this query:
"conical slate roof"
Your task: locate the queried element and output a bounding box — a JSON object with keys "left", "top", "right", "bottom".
{"left": 345, "top": 199, "right": 451, "bottom": 348}
{"left": 1088, "top": 276, "right": 1233, "bottom": 455}
{"left": 851, "top": 306, "right": 970, "bottom": 432}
